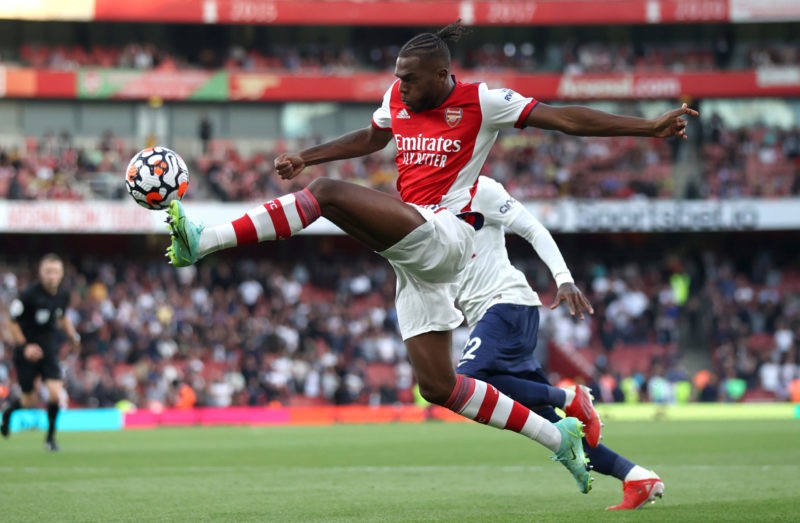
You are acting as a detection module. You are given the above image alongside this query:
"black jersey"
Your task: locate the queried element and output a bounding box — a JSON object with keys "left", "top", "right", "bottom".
{"left": 9, "top": 282, "right": 70, "bottom": 355}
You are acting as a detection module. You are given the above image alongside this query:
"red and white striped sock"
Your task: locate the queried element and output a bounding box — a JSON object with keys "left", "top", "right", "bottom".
{"left": 198, "top": 188, "right": 321, "bottom": 257}
{"left": 444, "top": 375, "right": 561, "bottom": 452}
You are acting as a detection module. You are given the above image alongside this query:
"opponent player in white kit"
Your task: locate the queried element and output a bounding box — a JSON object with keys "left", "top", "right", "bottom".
{"left": 457, "top": 176, "right": 665, "bottom": 509}
{"left": 165, "top": 20, "right": 697, "bottom": 495}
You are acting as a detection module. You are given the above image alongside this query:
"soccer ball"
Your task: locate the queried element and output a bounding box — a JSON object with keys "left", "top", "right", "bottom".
{"left": 125, "top": 146, "right": 189, "bottom": 210}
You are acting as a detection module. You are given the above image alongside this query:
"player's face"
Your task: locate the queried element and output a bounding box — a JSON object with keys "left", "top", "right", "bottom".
{"left": 39, "top": 260, "right": 64, "bottom": 295}
{"left": 394, "top": 56, "right": 449, "bottom": 113}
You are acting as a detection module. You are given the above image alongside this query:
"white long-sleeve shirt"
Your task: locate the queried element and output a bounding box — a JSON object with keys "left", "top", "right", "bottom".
{"left": 457, "top": 176, "right": 574, "bottom": 328}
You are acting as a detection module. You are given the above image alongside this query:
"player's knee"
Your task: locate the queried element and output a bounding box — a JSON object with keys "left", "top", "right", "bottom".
{"left": 306, "top": 178, "right": 343, "bottom": 206}
{"left": 416, "top": 379, "right": 454, "bottom": 406}
{"left": 46, "top": 384, "right": 63, "bottom": 397}
{"left": 20, "top": 394, "right": 37, "bottom": 408}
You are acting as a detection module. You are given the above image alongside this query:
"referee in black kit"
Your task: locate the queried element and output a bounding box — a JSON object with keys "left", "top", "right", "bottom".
{"left": 2, "top": 253, "right": 80, "bottom": 451}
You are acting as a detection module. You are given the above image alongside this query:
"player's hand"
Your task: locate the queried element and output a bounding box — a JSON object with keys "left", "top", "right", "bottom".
{"left": 550, "top": 283, "right": 594, "bottom": 321}
{"left": 23, "top": 343, "right": 44, "bottom": 362}
{"left": 652, "top": 103, "right": 699, "bottom": 140}
{"left": 274, "top": 153, "right": 307, "bottom": 180}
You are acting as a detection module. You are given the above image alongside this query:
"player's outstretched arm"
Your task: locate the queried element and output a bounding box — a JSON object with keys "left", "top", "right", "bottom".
{"left": 475, "top": 176, "right": 595, "bottom": 320}
{"left": 651, "top": 103, "right": 700, "bottom": 139}
{"left": 275, "top": 126, "right": 393, "bottom": 180}
{"left": 509, "top": 215, "right": 594, "bottom": 320}
{"left": 524, "top": 102, "right": 699, "bottom": 139}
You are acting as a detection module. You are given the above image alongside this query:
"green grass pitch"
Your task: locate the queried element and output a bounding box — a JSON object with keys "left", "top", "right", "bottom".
{"left": 0, "top": 419, "right": 797, "bottom": 522}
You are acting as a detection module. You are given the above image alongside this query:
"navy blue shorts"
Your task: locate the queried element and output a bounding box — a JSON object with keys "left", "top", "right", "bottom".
{"left": 456, "top": 303, "right": 542, "bottom": 379}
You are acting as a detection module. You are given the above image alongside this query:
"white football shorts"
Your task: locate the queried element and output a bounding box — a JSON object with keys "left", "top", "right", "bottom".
{"left": 379, "top": 205, "right": 475, "bottom": 340}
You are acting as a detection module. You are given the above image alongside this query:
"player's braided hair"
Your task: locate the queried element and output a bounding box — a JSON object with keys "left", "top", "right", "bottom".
{"left": 398, "top": 19, "right": 469, "bottom": 64}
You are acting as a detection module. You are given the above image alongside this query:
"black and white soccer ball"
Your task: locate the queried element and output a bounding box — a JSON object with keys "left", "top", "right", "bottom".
{"left": 125, "top": 146, "right": 189, "bottom": 210}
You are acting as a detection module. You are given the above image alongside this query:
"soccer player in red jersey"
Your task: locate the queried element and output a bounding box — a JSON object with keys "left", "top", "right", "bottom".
{"left": 166, "top": 20, "right": 696, "bottom": 494}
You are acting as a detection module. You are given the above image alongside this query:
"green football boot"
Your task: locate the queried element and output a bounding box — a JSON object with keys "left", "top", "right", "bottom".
{"left": 165, "top": 200, "right": 203, "bottom": 267}
{"left": 552, "top": 417, "right": 593, "bottom": 494}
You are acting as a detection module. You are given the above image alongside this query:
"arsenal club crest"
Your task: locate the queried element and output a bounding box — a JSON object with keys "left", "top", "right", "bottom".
{"left": 445, "top": 107, "right": 463, "bottom": 128}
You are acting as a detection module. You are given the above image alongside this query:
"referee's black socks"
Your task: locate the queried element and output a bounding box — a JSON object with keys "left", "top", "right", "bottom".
{"left": 1, "top": 398, "right": 21, "bottom": 437}
{"left": 46, "top": 402, "right": 59, "bottom": 442}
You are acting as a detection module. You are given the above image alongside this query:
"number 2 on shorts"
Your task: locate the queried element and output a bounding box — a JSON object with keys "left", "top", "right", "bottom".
{"left": 457, "top": 336, "right": 481, "bottom": 366}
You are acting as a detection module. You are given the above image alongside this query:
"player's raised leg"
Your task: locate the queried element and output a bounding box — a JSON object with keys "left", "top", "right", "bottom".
{"left": 167, "top": 178, "right": 426, "bottom": 266}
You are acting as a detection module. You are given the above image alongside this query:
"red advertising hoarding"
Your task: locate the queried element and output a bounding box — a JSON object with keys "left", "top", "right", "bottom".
{"left": 229, "top": 69, "right": 800, "bottom": 102}
{"left": 1, "top": 67, "right": 799, "bottom": 102}
{"left": 1, "top": 68, "right": 76, "bottom": 98}
{"left": 2, "top": 0, "right": 798, "bottom": 25}
{"left": 87, "top": 0, "right": 764, "bottom": 25}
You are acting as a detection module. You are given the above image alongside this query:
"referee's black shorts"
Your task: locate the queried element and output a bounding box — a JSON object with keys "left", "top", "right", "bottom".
{"left": 12, "top": 349, "right": 61, "bottom": 393}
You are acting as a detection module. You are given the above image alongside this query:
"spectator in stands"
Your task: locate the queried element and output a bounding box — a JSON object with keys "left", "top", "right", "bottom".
{"left": 4, "top": 112, "right": 800, "bottom": 202}
{"left": 198, "top": 115, "right": 213, "bottom": 155}
{"left": 8, "top": 36, "right": 798, "bottom": 74}
{"left": 172, "top": 379, "right": 197, "bottom": 409}
{"left": 1, "top": 238, "right": 797, "bottom": 411}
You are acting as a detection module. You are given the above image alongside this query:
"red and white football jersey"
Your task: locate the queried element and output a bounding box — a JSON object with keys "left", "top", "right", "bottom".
{"left": 372, "top": 79, "right": 537, "bottom": 211}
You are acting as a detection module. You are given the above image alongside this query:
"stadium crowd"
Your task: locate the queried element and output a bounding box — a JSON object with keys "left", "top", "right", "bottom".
{"left": 1, "top": 120, "right": 798, "bottom": 202}
{"left": 1, "top": 241, "right": 798, "bottom": 411}
{"left": 2, "top": 38, "right": 797, "bottom": 73}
